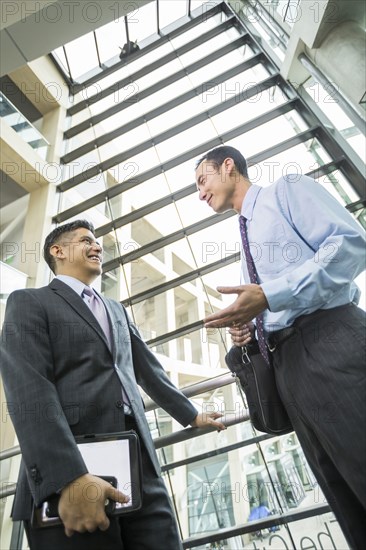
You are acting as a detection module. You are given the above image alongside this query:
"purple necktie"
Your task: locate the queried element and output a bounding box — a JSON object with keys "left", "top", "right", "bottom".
{"left": 239, "top": 216, "right": 270, "bottom": 364}
{"left": 83, "top": 287, "right": 132, "bottom": 414}
{"left": 83, "top": 286, "right": 112, "bottom": 348}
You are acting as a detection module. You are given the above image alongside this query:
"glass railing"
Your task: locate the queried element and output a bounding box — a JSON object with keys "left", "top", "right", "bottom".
{"left": 0, "top": 261, "right": 28, "bottom": 303}
{"left": 0, "top": 92, "right": 49, "bottom": 159}
{"left": 0, "top": 373, "right": 350, "bottom": 549}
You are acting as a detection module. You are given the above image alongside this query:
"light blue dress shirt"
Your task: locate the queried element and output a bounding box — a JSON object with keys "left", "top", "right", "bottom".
{"left": 240, "top": 175, "right": 366, "bottom": 332}
{"left": 56, "top": 275, "right": 86, "bottom": 298}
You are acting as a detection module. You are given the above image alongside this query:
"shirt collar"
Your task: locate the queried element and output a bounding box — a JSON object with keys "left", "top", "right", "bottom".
{"left": 55, "top": 275, "right": 87, "bottom": 297}
{"left": 240, "top": 184, "right": 262, "bottom": 221}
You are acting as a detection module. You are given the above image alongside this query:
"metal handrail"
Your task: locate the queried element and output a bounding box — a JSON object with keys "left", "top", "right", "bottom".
{"left": 182, "top": 504, "right": 332, "bottom": 548}
{"left": 145, "top": 372, "right": 235, "bottom": 411}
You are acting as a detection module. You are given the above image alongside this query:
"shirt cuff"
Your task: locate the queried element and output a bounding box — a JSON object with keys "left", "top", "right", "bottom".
{"left": 261, "top": 278, "right": 295, "bottom": 312}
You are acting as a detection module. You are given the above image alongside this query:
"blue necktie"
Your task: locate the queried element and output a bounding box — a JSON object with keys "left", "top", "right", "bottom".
{"left": 239, "top": 216, "right": 270, "bottom": 364}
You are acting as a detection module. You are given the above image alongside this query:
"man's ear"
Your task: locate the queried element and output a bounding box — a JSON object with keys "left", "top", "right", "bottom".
{"left": 50, "top": 244, "right": 65, "bottom": 261}
{"left": 223, "top": 157, "right": 235, "bottom": 176}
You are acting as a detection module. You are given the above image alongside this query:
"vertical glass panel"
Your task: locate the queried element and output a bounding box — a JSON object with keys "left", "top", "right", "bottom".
{"left": 128, "top": 1, "right": 158, "bottom": 43}
{"left": 135, "top": 75, "right": 193, "bottom": 113}
{"left": 174, "top": 191, "right": 213, "bottom": 226}
{"left": 169, "top": 12, "right": 225, "bottom": 49}
{"left": 303, "top": 78, "right": 365, "bottom": 163}
{"left": 249, "top": 138, "right": 331, "bottom": 186}
{"left": 58, "top": 201, "right": 110, "bottom": 226}
{"left": 179, "top": 31, "right": 240, "bottom": 68}
{"left": 64, "top": 34, "right": 99, "bottom": 81}
{"left": 208, "top": 84, "right": 286, "bottom": 136}
{"left": 189, "top": 46, "right": 254, "bottom": 87}
{"left": 88, "top": 83, "right": 139, "bottom": 117}
{"left": 247, "top": 7, "right": 286, "bottom": 61}
{"left": 121, "top": 42, "right": 174, "bottom": 74}
{"left": 159, "top": 0, "right": 188, "bottom": 30}
{"left": 109, "top": 173, "right": 171, "bottom": 218}
{"left": 135, "top": 58, "right": 183, "bottom": 90}
{"left": 155, "top": 120, "right": 216, "bottom": 163}
{"left": 52, "top": 47, "right": 70, "bottom": 78}
{"left": 187, "top": 216, "right": 240, "bottom": 272}
{"left": 116, "top": 238, "right": 197, "bottom": 300}
{"left": 75, "top": 123, "right": 152, "bottom": 165}
{"left": 224, "top": 110, "right": 307, "bottom": 160}
{"left": 112, "top": 146, "right": 160, "bottom": 176}
{"left": 95, "top": 19, "right": 127, "bottom": 64}
{"left": 316, "top": 171, "right": 360, "bottom": 206}
{"left": 60, "top": 175, "right": 107, "bottom": 207}
{"left": 164, "top": 158, "right": 197, "bottom": 192}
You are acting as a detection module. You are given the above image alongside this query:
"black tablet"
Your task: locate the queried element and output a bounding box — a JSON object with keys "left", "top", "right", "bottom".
{"left": 32, "top": 430, "right": 142, "bottom": 528}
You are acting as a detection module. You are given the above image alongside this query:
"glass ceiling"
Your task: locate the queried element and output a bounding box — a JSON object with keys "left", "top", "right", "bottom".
{"left": 52, "top": 0, "right": 208, "bottom": 83}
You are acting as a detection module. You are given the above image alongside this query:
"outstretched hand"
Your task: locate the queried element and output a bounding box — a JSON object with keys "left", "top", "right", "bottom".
{"left": 59, "top": 473, "right": 130, "bottom": 537}
{"left": 203, "top": 284, "right": 268, "bottom": 328}
{"left": 191, "top": 412, "right": 226, "bottom": 431}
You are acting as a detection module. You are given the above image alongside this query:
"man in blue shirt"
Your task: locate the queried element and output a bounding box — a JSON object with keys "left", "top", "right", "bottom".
{"left": 196, "top": 145, "right": 366, "bottom": 549}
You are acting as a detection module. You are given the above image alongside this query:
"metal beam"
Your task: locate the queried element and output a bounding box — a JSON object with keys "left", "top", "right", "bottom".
{"left": 161, "top": 433, "right": 274, "bottom": 471}
{"left": 60, "top": 96, "right": 297, "bottom": 191}
{"left": 56, "top": 108, "right": 336, "bottom": 226}
{"left": 67, "top": 17, "right": 237, "bottom": 117}
{"left": 100, "top": 210, "right": 234, "bottom": 269}
{"left": 154, "top": 411, "right": 250, "bottom": 449}
{"left": 62, "top": 53, "right": 266, "bottom": 163}
{"left": 98, "top": 184, "right": 197, "bottom": 235}
{"left": 121, "top": 253, "right": 240, "bottom": 307}
{"left": 182, "top": 505, "right": 331, "bottom": 548}
{"left": 299, "top": 52, "right": 366, "bottom": 136}
{"left": 69, "top": 1, "right": 225, "bottom": 94}
{"left": 64, "top": 33, "right": 248, "bottom": 139}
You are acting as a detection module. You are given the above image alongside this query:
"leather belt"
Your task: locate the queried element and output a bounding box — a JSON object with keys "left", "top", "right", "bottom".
{"left": 266, "top": 327, "right": 297, "bottom": 352}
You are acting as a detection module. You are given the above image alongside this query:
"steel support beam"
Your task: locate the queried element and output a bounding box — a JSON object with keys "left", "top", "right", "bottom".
{"left": 121, "top": 253, "right": 240, "bottom": 308}
{"left": 62, "top": 53, "right": 266, "bottom": 163}
{"left": 64, "top": 33, "right": 249, "bottom": 139}
{"left": 69, "top": 1, "right": 226, "bottom": 94}
{"left": 67, "top": 17, "right": 237, "bottom": 116}
{"left": 60, "top": 96, "right": 298, "bottom": 191}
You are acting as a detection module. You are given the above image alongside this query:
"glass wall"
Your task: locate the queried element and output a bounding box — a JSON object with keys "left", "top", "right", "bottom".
{"left": 50, "top": 1, "right": 364, "bottom": 547}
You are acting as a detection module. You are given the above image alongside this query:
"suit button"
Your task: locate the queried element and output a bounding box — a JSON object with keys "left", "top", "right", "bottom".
{"left": 115, "top": 400, "right": 123, "bottom": 408}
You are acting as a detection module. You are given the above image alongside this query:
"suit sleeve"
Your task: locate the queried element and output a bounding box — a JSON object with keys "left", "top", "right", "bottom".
{"left": 121, "top": 310, "right": 198, "bottom": 426}
{"left": 0, "top": 290, "right": 87, "bottom": 506}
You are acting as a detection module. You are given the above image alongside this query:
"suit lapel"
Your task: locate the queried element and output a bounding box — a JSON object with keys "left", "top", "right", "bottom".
{"left": 49, "top": 279, "right": 112, "bottom": 354}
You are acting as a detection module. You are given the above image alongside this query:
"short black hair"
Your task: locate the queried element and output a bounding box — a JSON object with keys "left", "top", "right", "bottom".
{"left": 43, "top": 219, "right": 95, "bottom": 273}
{"left": 195, "top": 145, "right": 248, "bottom": 178}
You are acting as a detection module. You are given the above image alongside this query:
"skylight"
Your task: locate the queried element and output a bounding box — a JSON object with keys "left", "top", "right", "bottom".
{"left": 51, "top": 0, "right": 208, "bottom": 83}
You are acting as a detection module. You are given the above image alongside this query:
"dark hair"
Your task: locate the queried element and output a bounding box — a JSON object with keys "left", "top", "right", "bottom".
{"left": 195, "top": 145, "right": 248, "bottom": 178}
{"left": 43, "top": 219, "right": 95, "bottom": 273}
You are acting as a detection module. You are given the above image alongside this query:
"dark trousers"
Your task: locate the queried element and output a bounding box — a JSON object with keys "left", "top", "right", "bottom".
{"left": 272, "top": 304, "right": 366, "bottom": 550}
{"left": 24, "top": 417, "right": 182, "bottom": 550}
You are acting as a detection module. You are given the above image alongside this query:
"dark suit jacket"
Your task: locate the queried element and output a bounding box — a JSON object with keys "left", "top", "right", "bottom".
{"left": 1, "top": 278, "right": 197, "bottom": 520}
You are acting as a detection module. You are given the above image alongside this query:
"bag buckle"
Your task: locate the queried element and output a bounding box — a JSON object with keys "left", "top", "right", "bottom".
{"left": 241, "top": 346, "right": 251, "bottom": 364}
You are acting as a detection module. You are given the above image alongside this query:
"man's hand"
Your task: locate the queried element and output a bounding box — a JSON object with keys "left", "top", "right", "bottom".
{"left": 191, "top": 412, "right": 226, "bottom": 431}
{"left": 229, "top": 322, "right": 255, "bottom": 347}
{"left": 59, "top": 473, "right": 130, "bottom": 537}
{"left": 204, "top": 285, "right": 268, "bottom": 328}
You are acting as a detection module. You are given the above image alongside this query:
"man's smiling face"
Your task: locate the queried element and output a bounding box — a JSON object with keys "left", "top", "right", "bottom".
{"left": 196, "top": 159, "right": 236, "bottom": 214}
{"left": 51, "top": 228, "right": 103, "bottom": 283}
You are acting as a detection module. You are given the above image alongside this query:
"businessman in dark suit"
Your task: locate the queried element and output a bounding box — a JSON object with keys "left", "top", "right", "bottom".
{"left": 1, "top": 219, "right": 225, "bottom": 550}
